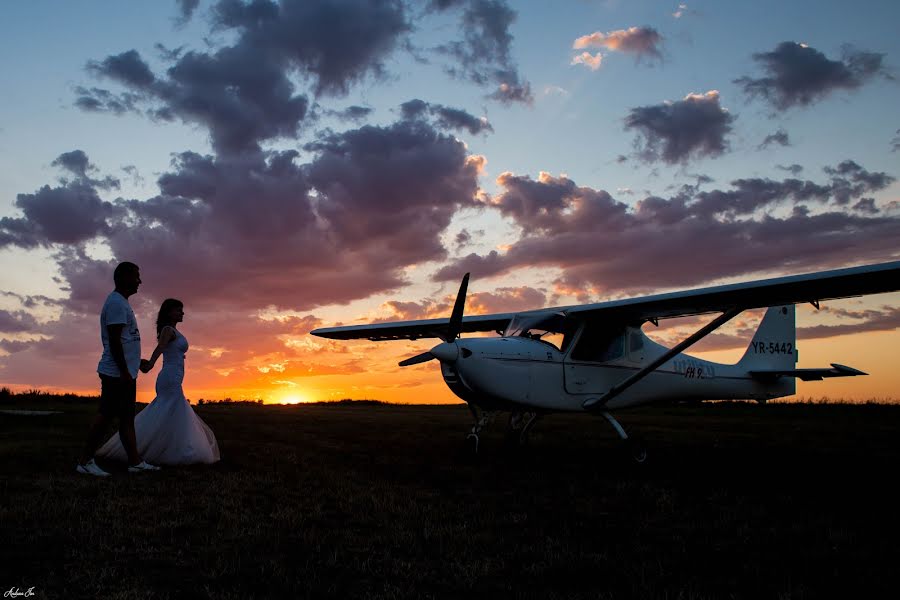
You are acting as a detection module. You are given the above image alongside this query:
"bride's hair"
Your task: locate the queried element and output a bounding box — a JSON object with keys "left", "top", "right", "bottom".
{"left": 156, "top": 298, "right": 184, "bottom": 338}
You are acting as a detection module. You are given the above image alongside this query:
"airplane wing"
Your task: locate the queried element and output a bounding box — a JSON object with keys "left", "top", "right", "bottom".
{"left": 311, "top": 313, "right": 516, "bottom": 341}
{"left": 561, "top": 260, "right": 900, "bottom": 323}
{"left": 310, "top": 260, "right": 900, "bottom": 341}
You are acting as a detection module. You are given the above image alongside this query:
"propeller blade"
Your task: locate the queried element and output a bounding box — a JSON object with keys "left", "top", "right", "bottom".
{"left": 398, "top": 351, "right": 435, "bottom": 367}
{"left": 446, "top": 272, "right": 470, "bottom": 341}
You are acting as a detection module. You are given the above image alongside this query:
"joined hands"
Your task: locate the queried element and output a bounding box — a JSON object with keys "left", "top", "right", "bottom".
{"left": 140, "top": 359, "right": 153, "bottom": 373}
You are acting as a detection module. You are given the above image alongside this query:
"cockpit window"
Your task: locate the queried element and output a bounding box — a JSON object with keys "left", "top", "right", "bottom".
{"left": 570, "top": 321, "right": 625, "bottom": 362}
{"left": 502, "top": 312, "right": 577, "bottom": 352}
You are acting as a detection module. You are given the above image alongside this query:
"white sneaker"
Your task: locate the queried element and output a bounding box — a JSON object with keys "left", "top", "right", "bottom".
{"left": 128, "top": 461, "right": 161, "bottom": 473}
{"left": 76, "top": 459, "right": 110, "bottom": 477}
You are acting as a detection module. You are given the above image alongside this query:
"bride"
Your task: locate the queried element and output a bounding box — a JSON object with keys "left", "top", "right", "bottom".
{"left": 97, "top": 298, "right": 220, "bottom": 465}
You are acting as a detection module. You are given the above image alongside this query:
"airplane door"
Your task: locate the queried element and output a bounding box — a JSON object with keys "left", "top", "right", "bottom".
{"left": 563, "top": 323, "right": 627, "bottom": 394}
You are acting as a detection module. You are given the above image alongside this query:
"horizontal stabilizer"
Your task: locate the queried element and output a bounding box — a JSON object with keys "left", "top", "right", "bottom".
{"left": 749, "top": 363, "right": 867, "bottom": 382}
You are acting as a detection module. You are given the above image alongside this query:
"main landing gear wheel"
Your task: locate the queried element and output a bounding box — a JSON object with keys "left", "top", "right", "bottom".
{"left": 601, "top": 410, "right": 649, "bottom": 465}
{"left": 625, "top": 436, "right": 648, "bottom": 464}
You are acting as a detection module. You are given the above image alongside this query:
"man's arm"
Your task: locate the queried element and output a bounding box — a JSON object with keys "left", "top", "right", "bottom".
{"left": 107, "top": 324, "right": 132, "bottom": 382}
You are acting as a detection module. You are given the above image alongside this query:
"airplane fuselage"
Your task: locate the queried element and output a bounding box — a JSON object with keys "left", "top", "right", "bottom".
{"left": 440, "top": 331, "right": 795, "bottom": 412}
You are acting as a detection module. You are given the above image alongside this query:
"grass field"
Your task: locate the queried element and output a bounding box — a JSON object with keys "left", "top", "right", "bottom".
{"left": 2, "top": 394, "right": 900, "bottom": 599}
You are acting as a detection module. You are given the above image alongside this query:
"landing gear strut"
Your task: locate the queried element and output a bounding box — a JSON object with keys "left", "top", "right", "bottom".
{"left": 601, "top": 411, "right": 647, "bottom": 464}
{"left": 465, "top": 404, "right": 497, "bottom": 455}
{"left": 507, "top": 411, "right": 541, "bottom": 446}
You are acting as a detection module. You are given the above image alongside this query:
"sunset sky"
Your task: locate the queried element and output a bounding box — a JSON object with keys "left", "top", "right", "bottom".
{"left": 1, "top": 0, "right": 898, "bottom": 405}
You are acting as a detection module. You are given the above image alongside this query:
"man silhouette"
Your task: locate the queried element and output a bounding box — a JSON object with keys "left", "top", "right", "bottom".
{"left": 77, "top": 261, "right": 160, "bottom": 476}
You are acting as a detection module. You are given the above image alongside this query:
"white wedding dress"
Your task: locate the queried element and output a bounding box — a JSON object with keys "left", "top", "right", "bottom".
{"left": 97, "top": 327, "right": 220, "bottom": 465}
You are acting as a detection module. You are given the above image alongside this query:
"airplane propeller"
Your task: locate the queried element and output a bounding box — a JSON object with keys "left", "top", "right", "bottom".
{"left": 398, "top": 273, "right": 469, "bottom": 367}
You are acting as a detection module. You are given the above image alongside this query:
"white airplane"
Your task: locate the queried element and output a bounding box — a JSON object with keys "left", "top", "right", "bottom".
{"left": 312, "top": 261, "right": 900, "bottom": 461}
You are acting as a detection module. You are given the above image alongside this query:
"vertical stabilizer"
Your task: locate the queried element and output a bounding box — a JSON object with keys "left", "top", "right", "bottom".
{"left": 738, "top": 305, "right": 797, "bottom": 370}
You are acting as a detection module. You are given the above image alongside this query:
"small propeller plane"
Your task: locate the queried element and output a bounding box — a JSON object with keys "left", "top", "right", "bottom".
{"left": 312, "top": 261, "right": 900, "bottom": 461}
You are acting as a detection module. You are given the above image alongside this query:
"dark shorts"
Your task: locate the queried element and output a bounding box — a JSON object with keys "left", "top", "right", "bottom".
{"left": 98, "top": 373, "right": 136, "bottom": 419}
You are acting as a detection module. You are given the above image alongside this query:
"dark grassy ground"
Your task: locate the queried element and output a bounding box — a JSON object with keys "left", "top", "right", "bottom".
{"left": 2, "top": 394, "right": 900, "bottom": 599}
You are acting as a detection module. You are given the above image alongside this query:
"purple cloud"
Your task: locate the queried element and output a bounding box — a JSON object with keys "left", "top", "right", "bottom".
{"left": 624, "top": 91, "right": 735, "bottom": 164}
{"left": 433, "top": 167, "right": 900, "bottom": 294}
{"left": 3, "top": 118, "right": 481, "bottom": 314}
{"left": 0, "top": 310, "right": 39, "bottom": 334}
{"left": 758, "top": 129, "right": 791, "bottom": 149}
{"left": 735, "top": 42, "right": 889, "bottom": 110}
{"left": 175, "top": 0, "right": 200, "bottom": 25}
{"left": 400, "top": 99, "right": 493, "bottom": 135}
{"left": 432, "top": 0, "right": 533, "bottom": 104}
{"left": 78, "top": 0, "right": 415, "bottom": 154}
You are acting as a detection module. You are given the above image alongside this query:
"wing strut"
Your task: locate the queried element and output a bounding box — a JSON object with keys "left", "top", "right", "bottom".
{"left": 583, "top": 307, "right": 744, "bottom": 410}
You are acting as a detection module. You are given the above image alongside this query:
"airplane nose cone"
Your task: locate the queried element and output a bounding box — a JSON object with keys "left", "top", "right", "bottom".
{"left": 430, "top": 342, "right": 459, "bottom": 363}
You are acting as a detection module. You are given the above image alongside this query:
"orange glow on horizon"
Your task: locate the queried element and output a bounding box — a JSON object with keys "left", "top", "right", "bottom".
{"left": 276, "top": 393, "right": 314, "bottom": 405}
{"left": 2, "top": 296, "right": 896, "bottom": 406}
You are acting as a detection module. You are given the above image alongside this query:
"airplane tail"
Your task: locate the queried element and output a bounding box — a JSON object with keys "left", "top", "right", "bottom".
{"left": 738, "top": 305, "right": 797, "bottom": 371}
{"left": 738, "top": 304, "right": 867, "bottom": 386}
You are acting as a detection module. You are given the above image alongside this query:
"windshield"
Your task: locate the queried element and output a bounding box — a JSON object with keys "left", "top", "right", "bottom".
{"left": 502, "top": 312, "right": 575, "bottom": 351}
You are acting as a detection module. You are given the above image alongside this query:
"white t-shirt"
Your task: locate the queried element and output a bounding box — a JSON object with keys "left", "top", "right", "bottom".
{"left": 97, "top": 291, "right": 141, "bottom": 379}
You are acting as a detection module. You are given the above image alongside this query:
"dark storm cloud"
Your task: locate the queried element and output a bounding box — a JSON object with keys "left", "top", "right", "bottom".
{"left": 433, "top": 167, "right": 900, "bottom": 293}
{"left": 0, "top": 340, "right": 33, "bottom": 354}
{"left": 400, "top": 99, "right": 493, "bottom": 135}
{"left": 0, "top": 291, "right": 62, "bottom": 311}
{"left": 0, "top": 310, "right": 39, "bottom": 334}
{"left": 51, "top": 150, "right": 91, "bottom": 177}
{"left": 735, "top": 42, "right": 889, "bottom": 110}
{"left": 50, "top": 150, "right": 120, "bottom": 190}
{"left": 687, "top": 160, "right": 893, "bottom": 216}
{"left": 154, "top": 45, "right": 311, "bottom": 154}
{"left": 650, "top": 305, "right": 900, "bottom": 352}
{"left": 853, "top": 198, "right": 879, "bottom": 215}
{"left": 324, "top": 105, "right": 374, "bottom": 122}
{"left": 14, "top": 118, "right": 480, "bottom": 315}
{"left": 175, "top": 0, "right": 201, "bottom": 24}
{"left": 454, "top": 228, "right": 484, "bottom": 249}
{"left": 155, "top": 43, "right": 186, "bottom": 62}
{"left": 87, "top": 49, "right": 157, "bottom": 88}
{"left": 824, "top": 159, "right": 893, "bottom": 189}
{"left": 433, "top": 250, "right": 505, "bottom": 282}
{"left": 79, "top": 0, "right": 412, "bottom": 154}
{"left": 211, "top": 0, "right": 409, "bottom": 97}
{"left": 0, "top": 167, "right": 121, "bottom": 249}
{"left": 431, "top": 0, "right": 533, "bottom": 104}
{"left": 798, "top": 306, "right": 900, "bottom": 339}
{"left": 77, "top": 0, "right": 531, "bottom": 153}
{"left": 777, "top": 164, "right": 804, "bottom": 176}
{"left": 121, "top": 165, "right": 145, "bottom": 186}
{"left": 305, "top": 119, "right": 481, "bottom": 265}
{"left": 488, "top": 77, "right": 533, "bottom": 105}
{"left": 758, "top": 129, "right": 791, "bottom": 149}
{"left": 822, "top": 160, "right": 896, "bottom": 205}
{"left": 624, "top": 91, "right": 735, "bottom": 164}
{"left": 74, "top": 86, "right": 142, "bottom": 115}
